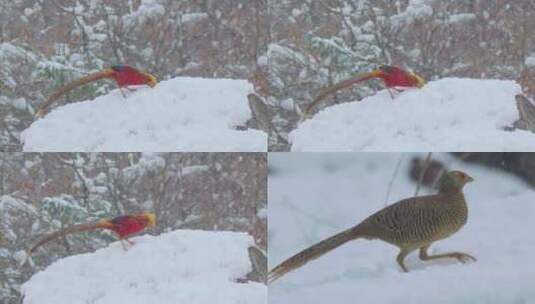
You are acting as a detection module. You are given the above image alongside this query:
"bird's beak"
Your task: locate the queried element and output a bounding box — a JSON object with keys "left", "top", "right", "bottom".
{"left": 465, "top": 174, "right": 474, "bottom": 183}
{"left": 144, "top": 73, "right": 158, "bottom": 87}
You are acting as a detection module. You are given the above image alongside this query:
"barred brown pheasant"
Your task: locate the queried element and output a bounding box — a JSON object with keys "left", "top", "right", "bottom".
{"left": 269, "top": 171, "right": 476, "bottom": 283}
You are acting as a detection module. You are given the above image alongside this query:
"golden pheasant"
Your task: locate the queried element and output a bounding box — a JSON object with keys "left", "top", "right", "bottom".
{"left": 303, "top": 65, "right": 426, "bottom": 117}
{"left": 35, "top": 65, "right": 158, "bottom": 118}
{"left": 28, "top": 212, "right": 156, "bottom": 255}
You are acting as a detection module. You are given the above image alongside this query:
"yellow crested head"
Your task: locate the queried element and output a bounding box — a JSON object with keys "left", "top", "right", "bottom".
{"left": 144, "top": 72, "right": 158, "bottom": 87}
{"left": 142, "top": 212, "right": 157, "bottom": 226}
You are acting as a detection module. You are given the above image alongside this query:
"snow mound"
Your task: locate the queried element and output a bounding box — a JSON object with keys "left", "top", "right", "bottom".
{"left": 22, "top": 77, "right": 267, "bottom": 151}
{"left": 22, "top": 230, "right": 266, "bottom": 304}
{"left": 269, "top": 153, "right": 535, "bottom": 304}
{"left": 291, "top": 78, "right": 535, "bottom": 151}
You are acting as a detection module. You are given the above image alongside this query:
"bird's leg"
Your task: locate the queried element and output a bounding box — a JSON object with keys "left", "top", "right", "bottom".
{"left": 388, "top": 88, "right": 396, "bottom": 99}
{"left": 120, "top": 239, "right": 128, "bottom": 251}
{"left": 419, "top": 245, "right": 476, "bottom": 264}
{"left": 119, "top": 87, "right": 136, "bottom": 99}
{"left": 119, "top": 87, "right": 127, "bottom": 99}
{"left": 118, "top": 236, "right": 135, "bottom": 250}
{"left": 396, "top": 248, "right": 410, "bottom": 272}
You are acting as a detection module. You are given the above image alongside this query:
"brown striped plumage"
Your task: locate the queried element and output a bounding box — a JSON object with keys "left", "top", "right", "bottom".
{"left": 268, "top": 171, "right": 476, "bottom": 283}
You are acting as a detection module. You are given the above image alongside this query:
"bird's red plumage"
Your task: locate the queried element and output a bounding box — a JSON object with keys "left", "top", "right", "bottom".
{"left": 110, "top": 66, "right": 152, "bottom": 87}
{"left": 355, "top": 66, "right": 422, "bottom": 88}
{"left": 106, "top": 215, "right": 151, "bottom": 238}
{"left": 379, "top": 67, "right": 419, "bottom": 88}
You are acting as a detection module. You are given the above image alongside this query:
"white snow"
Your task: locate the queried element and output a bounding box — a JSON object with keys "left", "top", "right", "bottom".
{"left": 448, "top": 13, "right": 476, "bottom": 24}
{"left": 257, "top": 207, "right": 267, "bottom": 219}
{"left": 22, "top": 230, "right": 266, "bottom": 304}
{"left": 279, "top": 98, "right": 295, "bottom": 111}
{"left": 122, "top": 0, "right": 166, "bottom": 27}
{"left": 0, "top": 195, "right": 37, "bottom": 214}
{"left": 0, "top": 43, "right": 38, "bottom": 88}
{"left": 122, "top": 153, "right": 166, "bottom": 180}
{"left": 268, "top": 153, "right": 535, "bottom": 304}
{"left": 182, "top": 165, "right": 209, "bottom": 175}
{"left": 13, "top": 250, "right": 28, "bottom": 264}
{"left": 291, "top": 8, "right": 302, "bottom": 17}
{"left": 0, "top": 43, "right": 37, "bottom": 61}
{"left": 391, "top": 0, "right": 433, "bottom": 26}
{"left": 290, "top": 78, "right": 535, "bottom": 151}
{"left": 21, "top": 77, "right": 267, "bottom": 152}
{"left": 23, "top": 8, "right": 34, "bottom": 16}
{"left": 526, "top": 53, "right": 535, "bottom": 67}
{"left": 268, "top": 44, "right": 308, "bottom": 65}
{"left": 0, "top": 248, "right": 10, "bottom": 258}
{"left": 1, "top": 196, "right": 37, "bottom": 242}
{"left": 182, "top": 13, "right": 208, "bottom": 23}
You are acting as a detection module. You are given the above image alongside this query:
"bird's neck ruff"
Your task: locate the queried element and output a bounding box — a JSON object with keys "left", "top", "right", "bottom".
{"left": 144, "top": 73, "right": 158, "bottom": 87}
{"left": 142, "top": 212, "right": 157, "bottom": 226}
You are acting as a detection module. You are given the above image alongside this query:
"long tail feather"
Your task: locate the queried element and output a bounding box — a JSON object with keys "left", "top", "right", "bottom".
{"left": 268, "top": 224, "right": 365, "bottom": 283}
{"left": 35, "top": 69, "right": 114, "bottom": 118}
{"left": 27, "top": 220, "right": 113, "bottom": 256}
{"left": 302, "top": 73, "right": 376, "bottom": 118}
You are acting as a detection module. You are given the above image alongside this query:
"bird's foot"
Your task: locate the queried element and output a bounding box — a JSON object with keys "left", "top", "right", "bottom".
{"left": 120, "top": 239, "right": 135, "bottom": 250}
{"left": 388, "top": 89, "right": 396, "bottom": 99}
{"left": 452, "top": 252, "right": 477, "bottom": 263}
{"left": 119, "top": 87, "right": 129, "bottom": 99}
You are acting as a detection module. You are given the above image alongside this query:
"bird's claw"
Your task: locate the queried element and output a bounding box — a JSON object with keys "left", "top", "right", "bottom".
{"left": 454, "top": 252, "right": 477, "bottom": 263}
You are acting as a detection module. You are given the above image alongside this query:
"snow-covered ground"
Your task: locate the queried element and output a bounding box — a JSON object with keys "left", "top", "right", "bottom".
{"left": 22, "top": 230, "right": 266, "bottom": 304}
{"left": 268, "top": 153, "right": 535, "bottom": 304}
{"left": 290, "top": 78, "right": 535, "bottom": 151}
{"left": 21, "top": 77, "right": 267, "bottom": 151}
